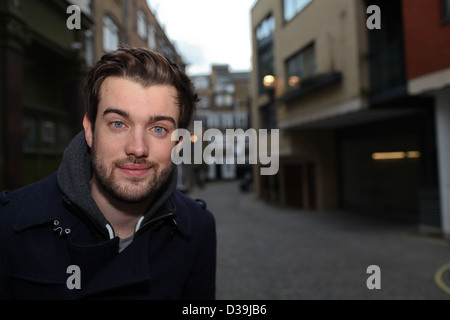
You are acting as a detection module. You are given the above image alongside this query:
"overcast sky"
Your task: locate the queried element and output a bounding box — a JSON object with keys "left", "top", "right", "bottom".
{"left": 146, "top": 0, "right": 257, "bottom": 75}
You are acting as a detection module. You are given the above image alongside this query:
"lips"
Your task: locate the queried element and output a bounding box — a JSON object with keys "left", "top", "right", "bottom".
{"left": 117, "top": 163, "right": 152, "bottom": 178}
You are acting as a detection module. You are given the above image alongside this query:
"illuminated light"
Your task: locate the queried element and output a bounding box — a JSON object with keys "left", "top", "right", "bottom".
{"left": 406, "top": 151, "right": 421, "bottom": 159}
{"left": 372, "top": 151, "right": 421, "bottom": 160}
{"left": 372, "top": 152, "right": 406, "bottom": 160}
{"left": 190, "top": 135, "right": 198, "bottom": 143}
{"left": 263, "top": 75, "right": 275, "bottom": 88}
{"left": 288, "top": 75, "right": 301, "bottom": 87}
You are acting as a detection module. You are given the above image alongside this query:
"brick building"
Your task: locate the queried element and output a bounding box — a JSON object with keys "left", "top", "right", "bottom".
{"left": 92, "top": 0, "right": 184, "bottom": 68}
{"left": 0, "top": 0, "right": 184, "bottom": 191}
{"left": 0, "top": 0, "right": 93, "bottom": 190}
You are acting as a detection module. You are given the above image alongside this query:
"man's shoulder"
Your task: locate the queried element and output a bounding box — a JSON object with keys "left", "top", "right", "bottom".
{"left": 0, "top": 172, "right": 60, "bottom": 217}
{"left": 173, "top": 190, "right": 215, "bottom": 233}
{"left": 174, "top": 190, "right": 211, "bottom": 215}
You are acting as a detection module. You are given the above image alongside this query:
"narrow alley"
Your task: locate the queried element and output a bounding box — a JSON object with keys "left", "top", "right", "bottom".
{"left": 190, "top": 180, "right": 450, "bottom": 300}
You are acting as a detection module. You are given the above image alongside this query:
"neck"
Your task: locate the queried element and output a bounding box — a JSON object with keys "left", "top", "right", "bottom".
{"left": 90, "top": 178, "right": 153, "bottom": 239}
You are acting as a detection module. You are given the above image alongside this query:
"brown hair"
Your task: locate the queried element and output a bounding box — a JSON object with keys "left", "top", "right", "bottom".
{"left": 84, "top": 45, "right": 198, "bottom": 129}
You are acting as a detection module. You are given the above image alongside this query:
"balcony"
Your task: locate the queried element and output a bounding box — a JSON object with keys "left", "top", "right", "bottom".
{"left": 278, "top": 71, "right": 342, "bottom": 104}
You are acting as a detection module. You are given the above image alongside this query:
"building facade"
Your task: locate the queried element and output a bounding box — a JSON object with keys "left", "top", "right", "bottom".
{"left": 250, "top": 0, "right": 443, "bottom": 233}
{"left": 401, "top": 0, "right": 450, "bottom": 236}
{"left": 191, "top": 65, "right": 250, "bottom": 182}
{"left": 0, "top": 0, "right": 93, "bottom": 190}
{"left": 0, "top": 0, "right": 184, "bottom": 191}
{"left": 92, "top": 0, "right": 184, "bottom": 68}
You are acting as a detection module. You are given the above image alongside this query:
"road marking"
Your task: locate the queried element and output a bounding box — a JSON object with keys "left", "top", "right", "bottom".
{"left": 434, "top": 263, "right": 450, "bottom": 295}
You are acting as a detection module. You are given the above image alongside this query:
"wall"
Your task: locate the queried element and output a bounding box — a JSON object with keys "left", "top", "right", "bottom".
{"left": 402, "top": 0, "right": 450, "bottom": 80}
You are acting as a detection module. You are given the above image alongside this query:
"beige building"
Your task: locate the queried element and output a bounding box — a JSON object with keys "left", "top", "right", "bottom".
{"left": 191, "top": 65, "right": 250, "bottom": 181}
{"left": 251, "top": 0, "right": 370, "bottom": 210}
{"left": 251, "top": 0, "right": 434, "bottom": 222}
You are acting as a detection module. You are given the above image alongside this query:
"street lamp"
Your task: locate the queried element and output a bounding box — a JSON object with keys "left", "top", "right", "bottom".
{"left": 263, "top": 74, "right": 276, "bottom": 90}
{"left": 261, "top": 74, "right": 277, "bottom": 128}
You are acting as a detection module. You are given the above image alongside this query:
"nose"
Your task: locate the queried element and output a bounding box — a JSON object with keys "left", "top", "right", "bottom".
{"left": 125, "top": 129, "right": 149, "bottom": 158}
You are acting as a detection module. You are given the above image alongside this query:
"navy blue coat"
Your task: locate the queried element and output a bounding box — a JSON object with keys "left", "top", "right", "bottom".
{"left": 0, "top": 173, "right": 216, "bottom": 300}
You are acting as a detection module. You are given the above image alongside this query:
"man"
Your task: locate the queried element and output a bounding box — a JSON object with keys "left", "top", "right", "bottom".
{"left": 0, "top": 46, "right": 216, "bottom": 299}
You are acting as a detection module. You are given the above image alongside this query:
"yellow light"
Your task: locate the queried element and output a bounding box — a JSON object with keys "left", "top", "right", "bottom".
{"left": 190, "top": 135, "right": 198, "bottom": 143}
{"left": 372, "top": 151, "right": 421, "bottom": 160}
{"left": 406, "top": 151, "right": 421, "bottom": 159}
{"left": 263, "top": 75, "right": 275, "bottom": 88}
{"left": 372, "top": 152, "right": 406, "bottom": 160}
{"left": 288, "top": 75, "right": 301, "bottom": 87}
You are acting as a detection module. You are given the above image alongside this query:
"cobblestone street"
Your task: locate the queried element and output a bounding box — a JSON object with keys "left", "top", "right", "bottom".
{"left": 189, "top": 180, "right": 450, "bottom": 300}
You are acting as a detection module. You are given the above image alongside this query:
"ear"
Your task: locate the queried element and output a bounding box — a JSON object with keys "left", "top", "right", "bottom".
{"left": 177, "top": 135, "right": 183, "bottom": 145}
{"left": 83, "top": 114, "right": 93, "bottom": 148}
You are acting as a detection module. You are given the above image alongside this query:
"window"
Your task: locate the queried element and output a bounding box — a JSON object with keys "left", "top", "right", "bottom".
{"left": 84, "top": 29, "right": 94, "bottom": 67}
{"left": 103, "top": 15, "right": 119, "bottom": 52}
{"left": 256, "top": 15, "right": 275, "bottom": 42}
{"left": 41, "top": 121, "right": 56, "bottom": 149}
{"left": 198, "top": 95, "right": 210, "bottom": 109}
{"left": 22, "top": 117, "right": 37, "bottom": 150}
{"left": 137, "top": 10, "right": 147, "bottom": 39}
{"left": 222, "top": 113, "right": 234, "bottom": 128}
{"left": 207, "top": 114, "right": 221, "bottom": 129}
{"left": 192, "top": 76, "right": 210, "bottom": 90}
{"left": 215, "top": 94, "right": 233, "bottom": 107}
{"left": 444, "top": 0, "right": 450, "bottom": 21}
{"left": 148, "top": 24, "right": 157, "bottom": 50}
{"left": 215, "top": 82, "right": 235, "bottom": 94}
{"left": 235, "top": 113, "right": 249, "bottom": 128}
{"left": 284, "top": 0, "right": 312, "bottom": 22}
{"left": 256, "top": 15, "right": 275, "bottom": 94}
{"left": 259, "top": 104, "right": 277, "bottom": 130}
{"left": 285, "top": 43, "right": 317, "bottom": 90}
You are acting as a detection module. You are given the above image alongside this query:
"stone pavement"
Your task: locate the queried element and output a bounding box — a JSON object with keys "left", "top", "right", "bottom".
{"left": 188, "top": 180, "right": 450, "bottom": 300}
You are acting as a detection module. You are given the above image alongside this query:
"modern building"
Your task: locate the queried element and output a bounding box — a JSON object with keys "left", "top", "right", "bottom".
{"left": 250, "top": 0, "right": 445, "bottom": 233}
{"left": 191, "top": 65, "right": 250, "bottom": 182}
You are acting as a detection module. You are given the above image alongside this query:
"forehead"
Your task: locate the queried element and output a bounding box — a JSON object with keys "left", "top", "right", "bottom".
{"left": 98, "top": 77, "right": 179, "bottom": 122}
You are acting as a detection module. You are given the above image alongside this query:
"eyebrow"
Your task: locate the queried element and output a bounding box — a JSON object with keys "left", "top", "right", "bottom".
{"left": 102, "top": 108, "right": 177, "bottom": 126}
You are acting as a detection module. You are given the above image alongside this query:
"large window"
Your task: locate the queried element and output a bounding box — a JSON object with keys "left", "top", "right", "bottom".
{"left": 285, "top": 43, "right": 317, "bottom": 90}
{"left": 148, "top": 24, "right": 157, "bottom": 50}
{"left": 137, "top": 10, "right": 147, "bottom": 39}
{"left": 198, "top": 95, "right": 210, "bottom": 109}
{"left": 444, "top": 0, "right": 450, "bottom": 21}
{"left": 284, "top": 0, "right": 312, "bottom": 22}
{"left": 192, "top": 76, "right": 210, "bottom": 90}
{"left": 256, "top": 15, "right": 275, "bottom": 41}
{"left": 103, "top": 15, "right": 119, "bottom": 52}
{"left": 215, "top": 94, "right": 233, "bottom": 107}
{"left": 256, "top": 15, "right": 275, "bottom": 94}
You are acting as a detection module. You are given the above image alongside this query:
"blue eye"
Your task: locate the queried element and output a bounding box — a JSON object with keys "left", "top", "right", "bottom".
{"left": 152, "top": 126, "right": 167, "bottom": 135}
{"left": 113, "top": 121, "right": 125, "bottom": 129}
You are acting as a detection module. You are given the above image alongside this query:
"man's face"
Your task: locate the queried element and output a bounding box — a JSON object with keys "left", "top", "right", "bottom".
{"left": 83, "top": 77, "right": 179, "bottom": 204}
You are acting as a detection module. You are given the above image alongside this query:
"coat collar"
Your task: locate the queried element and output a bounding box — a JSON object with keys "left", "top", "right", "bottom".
{"left": 11, "top": 173, "right": 64, "bottom": 233}
{"left": 10, "top": 173, "right": 192, "bottom": 240}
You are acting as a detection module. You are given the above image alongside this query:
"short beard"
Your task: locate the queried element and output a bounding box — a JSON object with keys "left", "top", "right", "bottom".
{"left": 90, "top": 140, "right": 173, "bottom": 204}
